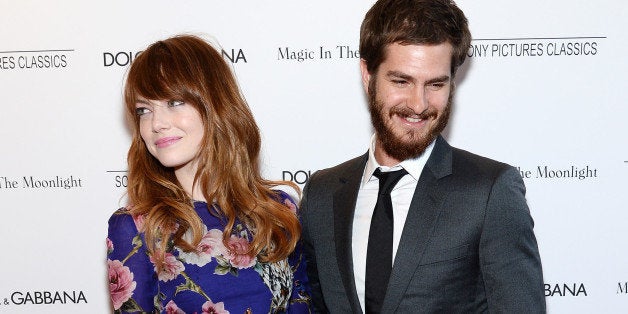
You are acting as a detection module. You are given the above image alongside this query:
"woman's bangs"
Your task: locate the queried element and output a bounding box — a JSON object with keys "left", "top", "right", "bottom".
{"left": 130, "top": 49, "right": 188, "bottom": 102}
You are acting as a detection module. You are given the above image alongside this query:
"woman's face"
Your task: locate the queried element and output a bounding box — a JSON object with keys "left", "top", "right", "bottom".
{"left": 135, "top": 98, "right": 204, "bottom": 175}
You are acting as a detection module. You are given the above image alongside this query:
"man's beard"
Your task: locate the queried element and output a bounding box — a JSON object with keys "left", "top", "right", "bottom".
{"left": 368, "top": 78, "right": 452, "bottom": 162}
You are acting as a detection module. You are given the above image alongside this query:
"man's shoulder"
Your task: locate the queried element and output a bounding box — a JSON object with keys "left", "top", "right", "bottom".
{"left": 308, "top": 153, "right": 368, "bottom": 185}
{"left": 448, "top": 145, "right": 514, "bottom": 178}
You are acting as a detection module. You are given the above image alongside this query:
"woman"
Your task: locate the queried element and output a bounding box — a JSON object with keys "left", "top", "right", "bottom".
{"left": 106, "top": 34, "right": 311, "bottom": 313}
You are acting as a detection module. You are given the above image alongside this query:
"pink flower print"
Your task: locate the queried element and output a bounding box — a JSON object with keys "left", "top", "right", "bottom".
{"left": 149, "top": 251, "right": 185, "bottom": 282}
{"left": 225, "top": 235, "right": 256, "bottom": 269}
{"left": 202, "top": 300, "right": 230, "bottom": 314}
{"left": 132, "top": 214, "right": 145, "bottom": 231}
{"left": 178, "top": 228, "right": 226, "bottom": 266}
{"left": 165, "top": 300, "right": 186, "bottom": 314}
{"left": 107, "top": 259, "right": 136, "bottom": 310}
{"left": 284, "top": 198, "right": 297, "bottom": 214}
{"left": 106, "top": 238, "right": 114, "bottom": 254}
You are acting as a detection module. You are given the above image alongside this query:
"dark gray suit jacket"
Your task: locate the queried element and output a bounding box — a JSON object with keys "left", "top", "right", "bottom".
{"left": 300, "top": 136, "right": 545, "bottom": 313}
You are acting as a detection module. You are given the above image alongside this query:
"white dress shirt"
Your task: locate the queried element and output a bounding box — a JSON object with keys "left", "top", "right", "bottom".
{"left": 352, "top": 135, "right": 435, "bottom": 313}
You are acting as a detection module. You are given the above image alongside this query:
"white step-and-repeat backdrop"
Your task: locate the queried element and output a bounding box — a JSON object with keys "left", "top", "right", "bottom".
{"left": 1, "top": 0, "right": 626, "bottom": 312}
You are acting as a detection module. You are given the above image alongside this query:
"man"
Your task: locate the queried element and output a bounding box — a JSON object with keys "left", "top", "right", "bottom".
{"left": 300, "top": 0, "right": 546, "bottom": 313}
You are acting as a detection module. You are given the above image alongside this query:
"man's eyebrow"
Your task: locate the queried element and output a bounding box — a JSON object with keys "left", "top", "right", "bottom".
{"left": 386, "top": 71, "right": 451, "bottom": 85}
{"left": 386, "top": 70, "right": 414, "bottom": 82}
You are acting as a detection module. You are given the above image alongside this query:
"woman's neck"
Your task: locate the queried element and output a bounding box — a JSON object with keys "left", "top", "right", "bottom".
{"left": 174, "top": 163, "right": 207, "bottom": 202}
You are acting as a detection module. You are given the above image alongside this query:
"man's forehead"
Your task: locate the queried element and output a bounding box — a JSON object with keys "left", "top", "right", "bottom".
{"left": 380, "top": 42, "right": 453, "bottom": 65}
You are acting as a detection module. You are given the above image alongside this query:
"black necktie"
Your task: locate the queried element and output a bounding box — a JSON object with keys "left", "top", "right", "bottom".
{"left": 365, "top": 168, "right": 408, "bottom": 314}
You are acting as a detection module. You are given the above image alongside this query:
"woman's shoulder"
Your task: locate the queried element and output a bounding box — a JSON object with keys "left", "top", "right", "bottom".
{"left": 272, "top": 188, "right": 300, "bottom": 213}
{"left": 108, "top": 207, "right": 144, "bottom": 235}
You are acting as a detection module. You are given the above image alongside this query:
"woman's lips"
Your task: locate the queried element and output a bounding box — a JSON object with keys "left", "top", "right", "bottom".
{"left": 155, "top": 136, "right": 181, "bottom": 148}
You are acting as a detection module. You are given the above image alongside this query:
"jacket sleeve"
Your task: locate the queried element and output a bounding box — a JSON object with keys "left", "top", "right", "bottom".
{"left": 300, "top": 172, "right": 331, "bottom": 314}
{"left": 479, "top": 167, "right": 546, "bottom": 313}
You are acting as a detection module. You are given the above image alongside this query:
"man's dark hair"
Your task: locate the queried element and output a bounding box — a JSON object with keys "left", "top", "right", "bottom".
{"left": 360, "top": 0, "right": 471, "bottom": 76}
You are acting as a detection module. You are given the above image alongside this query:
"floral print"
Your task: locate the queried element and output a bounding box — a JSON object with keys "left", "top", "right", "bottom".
{"left": 107, "top": 259, "right": 136, "bottom": 310}
{"left": 150, "top": 251, "right": 185, "bottom": 282}
{"left": 284, "top": 199, "right": 297, "bottom": 214}
{"left": 178, "top": 227, "right": 224, "bottom": 267}
{"left": 165, "top": 300, "right": 185, "bottom": 314}
{"left": 132, "top": 213, "right": 145, "bottom": 231}
{"left": 107, "top": 191, "right": 311, "bottom": 313}
{"left": 258, "top": 259, "right": 293, "bottom": 311}
{"left": 225, "top": 235, "right": 257, "bottom": 269}
{"left": 202, "top": 300, "right": 230, "bottom": 314}
{"left": 106, "top": 237, "right": 114, "bottom": 254}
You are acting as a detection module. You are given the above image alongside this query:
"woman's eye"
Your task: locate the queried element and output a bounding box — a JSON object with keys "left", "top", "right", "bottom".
{"left": 135, "top": 107, "right": 151, "bottom": 116}
{"left": 167, "top": 100, "right": 184, "bottom": 107}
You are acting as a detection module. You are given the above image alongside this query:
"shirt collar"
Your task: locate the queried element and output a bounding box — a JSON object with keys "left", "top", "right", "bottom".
{"left": 363, "top": 133, "right": 436, "bottom": 185}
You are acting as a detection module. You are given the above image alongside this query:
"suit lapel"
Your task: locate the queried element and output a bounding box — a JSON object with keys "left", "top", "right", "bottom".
{"left": 333, "top": 153, "right": 368, "bottom": 314}
{"left": 381, "top": 136, "right": 453, "bottom": 313}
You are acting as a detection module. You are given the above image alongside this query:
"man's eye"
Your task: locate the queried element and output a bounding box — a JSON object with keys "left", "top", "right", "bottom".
{"left": 135, "top": 107, "right": 151, "bottom": 116}
{"left": 427, "top": 83, "right": 445, "bottom": 90}
{"left": 392, "top": 80, "right": 408, "bottom": 85}
{"left": 167, "top": 100, "right": 184, "bottom": 107}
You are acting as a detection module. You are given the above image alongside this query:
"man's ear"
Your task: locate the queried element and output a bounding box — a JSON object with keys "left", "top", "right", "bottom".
{"left": 360, "top": 59, "right": 371, "bottom": 93}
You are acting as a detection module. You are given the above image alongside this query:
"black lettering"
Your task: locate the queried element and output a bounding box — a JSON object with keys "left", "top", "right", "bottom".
{"left": 11, "top": 291, "right": 24, "bottom": 305}
{"left": 115, "top": 175, "right": 128, "bottom": 188}
{"left": 516, "top": 166, "right": 532, "bottom": 179}
{"left": 103, "top": 52, "right": 114, "bottom": 66}
{"left": 64, "top": 291, "right": 75, "bottom": 303}
{"left": 576, "top": 283, "right": 587, "bottom": 296}
{"left": 235, "top": 49, "right": 247, "bottom": 63}
{"left": 77, "top": 291, "right": 87, "bottom": 303}
{"left": 293, "top": 170, "right": 310, "bottom": 184}
{"left": 544, "top": 283, "right": 588, "bottom": 297}
{"left": 115, "top": 52, "right": 131, "bottom": 66}
{"left": 43, "top": 291, "right": 52, "bottom": 304}
{"left": 0, "top": 56, "right": 15, "bottom": 69}
{"left": 282, "top": 171, "right": 293, "bottom": 181}
{"left": 320, "top": 46, "right": 332, "bottom": 59}
{"left": 277, "top": 47, "right": 315, "bottom": 62}
{"left": 53, "top": 291, "right": 63, "bottom": 303}
{"left": 564, "top": 283, "right": 576, "bottom": 296}
{"left": 278, "top": 47, "right": 288, "bottom": 60}
{"left": 34, "top": 291, "right": 43, "bottom": 304}
{"left": 222, "top": 49, "right": 247, "bottom": 64}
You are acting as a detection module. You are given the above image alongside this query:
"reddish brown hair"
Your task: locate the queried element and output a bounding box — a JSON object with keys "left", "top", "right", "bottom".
{"left": 124, "top": 34, "right": 300, "bottom": 262}
{"left": 360, "top": 0, "right": 471, "bottom": 76}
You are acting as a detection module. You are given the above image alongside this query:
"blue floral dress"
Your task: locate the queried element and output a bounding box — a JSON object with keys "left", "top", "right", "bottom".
{"left": 106, "top": 192, "right": 312, "bottom": 314}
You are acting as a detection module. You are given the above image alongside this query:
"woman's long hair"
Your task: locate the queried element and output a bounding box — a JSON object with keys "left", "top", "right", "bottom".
{"left": 124, "top": 34, "right": 300, "bottom": 263}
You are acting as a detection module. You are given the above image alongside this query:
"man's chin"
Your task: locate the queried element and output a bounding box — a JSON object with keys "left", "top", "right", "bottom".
{"left": 380, "top": 136, "right": 431, "bottom": 159}
{"left": 398, "top": 132, "right": 432, "bottom": 144}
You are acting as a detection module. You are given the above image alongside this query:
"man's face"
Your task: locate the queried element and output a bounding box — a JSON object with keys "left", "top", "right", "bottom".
{"left": 361, "top": 42, "right": 453, "bottom": 166}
